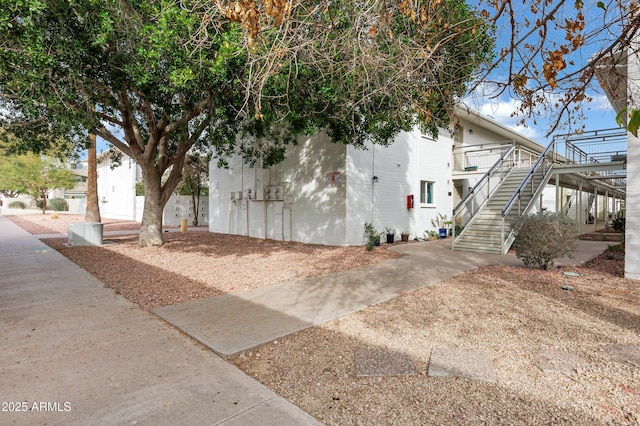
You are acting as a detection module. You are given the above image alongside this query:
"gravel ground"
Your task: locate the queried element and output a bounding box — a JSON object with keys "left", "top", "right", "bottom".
{"left": 7, "top": 213, "right": 640, "bottom": 425}
{"left": 7, "top": 213, "right": 400, "bottom": 310}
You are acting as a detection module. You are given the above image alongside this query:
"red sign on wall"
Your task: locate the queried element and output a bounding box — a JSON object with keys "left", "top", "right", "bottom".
{"left": 325, "top": 171, "right": 343, "bottom": 187}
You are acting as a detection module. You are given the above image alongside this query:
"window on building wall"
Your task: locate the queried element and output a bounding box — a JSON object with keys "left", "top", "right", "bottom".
{"left": 420, "top": 181, "right": 434, "bottom": 205}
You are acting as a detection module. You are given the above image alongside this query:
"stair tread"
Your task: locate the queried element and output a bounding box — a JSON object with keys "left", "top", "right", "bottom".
{"left": 454, "top": 164, "right": 552, "bottom": 253}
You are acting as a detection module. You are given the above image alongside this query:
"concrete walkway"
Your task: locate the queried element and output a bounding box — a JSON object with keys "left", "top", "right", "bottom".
{"left": 154, "top": 238, "right": 611, "bottom": 358}
{"left": 0, "top": 214, "right": 612, "bottom": 424}
{"left": 0, "top": 216, "right": 322, "bottom": 426}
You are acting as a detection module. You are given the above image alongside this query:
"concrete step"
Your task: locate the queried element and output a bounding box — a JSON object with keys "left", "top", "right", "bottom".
{"left": 453, "top": 244, "right": 502, "bottom": 254}
{"left": 453, "top": 166, "right": 545, "bottom": 254}
{"left": 455, "top": 232, "right": 509, "bottom": 242}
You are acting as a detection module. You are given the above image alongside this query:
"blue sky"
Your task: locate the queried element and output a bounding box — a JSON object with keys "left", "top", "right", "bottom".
{"left": 464, "top": 90, "right": 619, "bottom": 144}
{"left": 461, "top": 0, "right": 625, "bottom": 145}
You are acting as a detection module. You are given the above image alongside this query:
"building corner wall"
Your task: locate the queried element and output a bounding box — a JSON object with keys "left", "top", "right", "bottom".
{"left": 625, "top": 131, "right": 640, "bottom": 280}
{"left": 625, "top": 37, "right": 640, "bottom": 280}
{"left": 209, "top": 133, "right": 349, "bottom": 245}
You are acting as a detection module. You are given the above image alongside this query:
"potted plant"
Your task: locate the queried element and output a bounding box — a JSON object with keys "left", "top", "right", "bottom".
{"left": 431, "top": 213, "right": 449, "bottom": 239}
{"left": 385, "top": 227, "right": 395, "bottom": 244}
{"left": 444, "top": 220, "right": 453, "bottom": 236}
{"left": 400, "top": 231, "right": 410, "bottom": 242}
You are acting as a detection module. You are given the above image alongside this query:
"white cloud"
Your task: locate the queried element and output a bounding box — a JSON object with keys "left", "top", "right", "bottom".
{"left": 467, "top": 94, "right": 543, "bottom": 140}
{"left": 478, "top": 98, "right": 520, "bottom": 122}
{"left": 589, "top": 93, "right": 614, "bottom": 112}
{"left": 508, "top": 123, "right": 540, "bottom": 140}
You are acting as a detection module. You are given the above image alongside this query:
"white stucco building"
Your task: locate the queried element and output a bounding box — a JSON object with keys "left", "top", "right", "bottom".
{"left": 627, "top": 47, "right": 640, "bottom": 280}
{"left": 208, "top": 107, "right": 557, "bottom": 246}
{"left": 96, "top": 152, "right": 140, "bottom": 221}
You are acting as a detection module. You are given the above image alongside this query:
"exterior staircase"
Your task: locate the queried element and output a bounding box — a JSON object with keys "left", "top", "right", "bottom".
{"left": 453, "top": 167, "right": 534, "bottom": 254}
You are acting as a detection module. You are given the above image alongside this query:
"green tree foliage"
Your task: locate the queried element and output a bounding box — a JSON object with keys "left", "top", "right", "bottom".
{"left": 174, "top": 154, "right": 209, "bottom": 226}
{"left": 212, "top": 0, "right": 495, "bottom": 150}
{"left": 512, "top": 212, "right": 579, "bottom": 270}
{"left": 0, "top": 0, "right": 494, "bottom": 246}
{"left": 1, "top": 1, "right": 248, "bottom": 245}
{"left": 0, "top": 127, "right": 77, "bottom": 197}
{"left": 175, "top": 154, "right": 209, "bottom": 197}
{"left": 0, "top": 153, "right": 76, "bottom": 213}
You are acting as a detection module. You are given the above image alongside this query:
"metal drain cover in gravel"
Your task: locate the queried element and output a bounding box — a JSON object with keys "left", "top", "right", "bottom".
{"left": 355, "top": 348, "right": 417, "bottom": 377}
{"left": 427, "top": 348, "right": 496, "bottom": 383}
{"left": 599, "top": 344, "right": 640, "bottom": 367}
{"left": 534, "top": 349, "right": 592, "bottom": 373}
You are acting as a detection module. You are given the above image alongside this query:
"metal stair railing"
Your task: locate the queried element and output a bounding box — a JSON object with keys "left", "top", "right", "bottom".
{"left": 453, "top": 142, "right": 514, "bottom": 171}
{"left": 500, "top": 140, "right": 557, "bottom": 254}
{"left": 452, "top": 144, "right": 516, "bottom": 248}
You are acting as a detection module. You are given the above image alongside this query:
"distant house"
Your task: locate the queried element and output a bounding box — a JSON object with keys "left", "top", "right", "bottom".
{"left": 95, "top": 150, "right": 209, "bottom": 226}
{"left": 96, "top": 151, "right": 140, "bottom": 221}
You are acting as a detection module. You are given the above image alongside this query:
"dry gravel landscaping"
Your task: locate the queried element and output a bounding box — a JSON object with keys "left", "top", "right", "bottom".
{"left": 7, "top": 212, "right": 640, "bottom": 425}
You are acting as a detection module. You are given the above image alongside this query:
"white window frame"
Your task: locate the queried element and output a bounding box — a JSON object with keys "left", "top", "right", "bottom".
{"left": 420, "top": 180, "right": 435, "bottom": 206}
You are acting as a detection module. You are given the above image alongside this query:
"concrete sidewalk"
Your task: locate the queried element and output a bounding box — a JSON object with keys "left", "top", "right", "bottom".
{"left": 1, "top": 214, "right": 612, "bottom": 424}
{"left": 154, "top": 238, "right": 612, "bottom": 358}
{"left": 0, "top": 216, "right": 322, "bottom": 426}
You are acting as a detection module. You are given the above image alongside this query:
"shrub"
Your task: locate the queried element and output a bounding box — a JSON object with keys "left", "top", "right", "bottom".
{"left": 512, "top": 212, "right": 579, "bottom": 270}
{"left": 363, "top": 222, "right": 380, "bottom": 251}
{"left": 8, "top": 201, "right": 26, "bottom": 209}
{"left": 49, "top": 198, "right": 68, "bottom": 211}
{"left": 612, "top": 217, "right": 625, "bottom": 233}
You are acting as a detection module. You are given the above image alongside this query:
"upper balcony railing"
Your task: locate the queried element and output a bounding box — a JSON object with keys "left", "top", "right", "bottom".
{"left": 553, "top": 128, "right": 627, "bottom": 188}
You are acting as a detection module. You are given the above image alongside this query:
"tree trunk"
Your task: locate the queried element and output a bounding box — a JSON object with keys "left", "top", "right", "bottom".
{"left": 138, "top": 173, "right": 166, "bottom": 247}
{"left": 41, "top": 190, "right": 47, "bottom": 214}
{"left": 191, "top": 192, "right": 199, "bottom": 227}
{"left": 84, "top": 134, "right": 101, "bottom": 222}
{"left": 134, "top": 139, "right": 187, "bottom": 247}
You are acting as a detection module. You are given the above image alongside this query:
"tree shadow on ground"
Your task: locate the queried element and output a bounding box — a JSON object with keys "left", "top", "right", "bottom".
{"left": 482, "top": 265, "right": 640, "bottom": 335}
{"left": 42, "top": 234, "right": 400, "bottom": 311}
{"left": 43, "top": 237, "right": 221, "bottom": 310}
{"left": 31, "top": 231, "right": 633, "bottom": 425}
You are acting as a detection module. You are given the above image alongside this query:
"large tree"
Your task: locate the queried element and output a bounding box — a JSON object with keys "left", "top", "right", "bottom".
{"left": 1, "top": 1, "right": 248, "bottom": 246}
{"left": 206, "top": 0, "right": 639, "bottom": 136}
{"left": 0, "top": 0, "right": 494, "bottom": 246}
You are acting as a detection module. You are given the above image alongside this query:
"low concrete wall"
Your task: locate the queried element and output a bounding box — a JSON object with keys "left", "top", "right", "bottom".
{"left": 67, "top": 198, "right": 86, "bottom": 215}
{"left": 163, "top": 195, "right": 209, "bottom": 227}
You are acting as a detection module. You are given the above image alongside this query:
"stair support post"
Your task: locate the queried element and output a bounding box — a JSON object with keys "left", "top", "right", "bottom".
{"left": 555, "top": 174, "right": 560, "bottom": 213}
{"left": 578, "top": 180, "right": 583, "bottom": 224}
{"left": 501, "top": 215, "right": 505, "bottom": 254}
{"left": 594, "top": 187, "right": 598, "bottom": 231}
